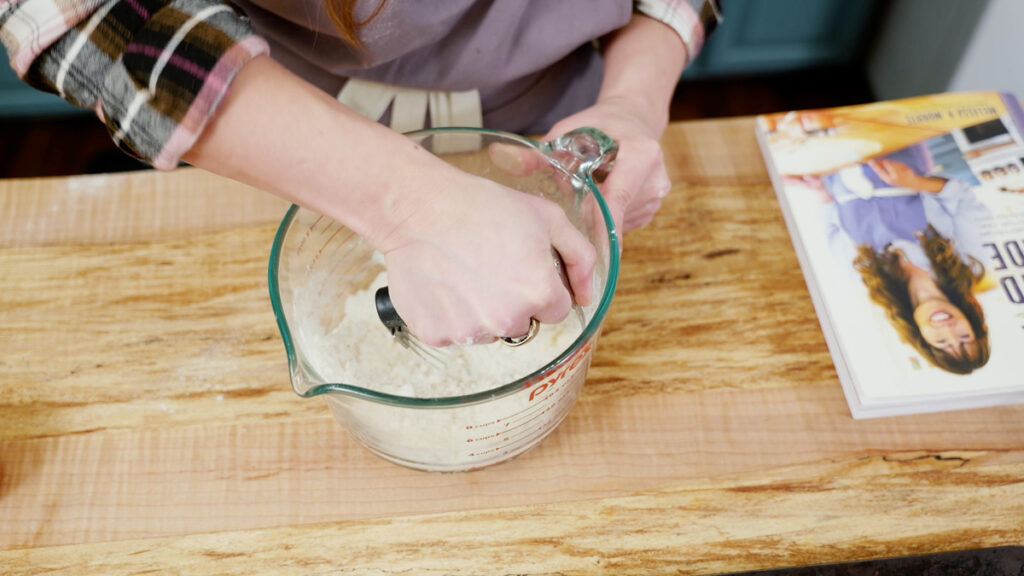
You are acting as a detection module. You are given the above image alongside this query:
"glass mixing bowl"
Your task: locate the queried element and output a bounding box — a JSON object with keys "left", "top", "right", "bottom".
{"left": 268, "top": 127, "right": 619, "bottom": 472}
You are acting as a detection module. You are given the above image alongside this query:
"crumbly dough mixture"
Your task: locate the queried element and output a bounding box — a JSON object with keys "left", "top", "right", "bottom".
{"left": 296, "top": 271, "right": 587, "bottom": 398}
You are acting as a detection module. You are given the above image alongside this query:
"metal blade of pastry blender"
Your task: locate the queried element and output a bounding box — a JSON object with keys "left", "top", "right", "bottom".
{"left": 553, "top": 249, "right": 587, "bottom": 331}
{"left": 374, "top": 287, "right": 448, "bottom": 371}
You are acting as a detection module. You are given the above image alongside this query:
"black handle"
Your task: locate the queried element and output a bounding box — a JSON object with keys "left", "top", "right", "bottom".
{"left": 374, "top": 286, "right": 406, "bottom": 334}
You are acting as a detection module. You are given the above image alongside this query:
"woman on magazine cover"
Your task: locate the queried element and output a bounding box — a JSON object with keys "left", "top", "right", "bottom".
{"left": 813, "top": 154, "right": 992, "bottom": 374}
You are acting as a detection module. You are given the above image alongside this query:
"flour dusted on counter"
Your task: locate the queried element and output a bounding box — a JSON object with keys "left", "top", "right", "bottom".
{"left": 296, "top": 270, "right": 585, "bottom": 397}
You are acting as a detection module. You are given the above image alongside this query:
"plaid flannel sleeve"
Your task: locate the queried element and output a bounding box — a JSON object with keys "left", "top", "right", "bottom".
{"left": 634, "top": 0, "right": 723, "bottom": 65}
{"left": 0, "top": 0, "right": 269, "bottom": 170}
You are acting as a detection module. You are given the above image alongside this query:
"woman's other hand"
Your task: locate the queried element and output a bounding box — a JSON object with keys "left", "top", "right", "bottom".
{"left": 543, "top": 98, "right": 670, "bottom": 234}
{"left": 541, "top": 13, "right": 687, "bottom": 236}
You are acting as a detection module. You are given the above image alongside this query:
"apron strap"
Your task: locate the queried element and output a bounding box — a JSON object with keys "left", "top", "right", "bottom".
{"left": 337, "top": 78, "right": 482, "bottom": 131}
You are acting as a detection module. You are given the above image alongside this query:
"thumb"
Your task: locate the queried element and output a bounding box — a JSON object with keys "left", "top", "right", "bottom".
{"left": 545, "top": 208, "right": 597, "bottom": 307}
{"left": 541, "top": 121, "right": 568, "bottom": 143}
{"left": 599, "top": 159, "right": 645, "bottom": 234}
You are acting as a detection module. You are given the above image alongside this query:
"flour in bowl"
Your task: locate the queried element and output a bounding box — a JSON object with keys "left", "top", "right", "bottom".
{"left": 296, "top": 271, "right": 586, "bottom": 397}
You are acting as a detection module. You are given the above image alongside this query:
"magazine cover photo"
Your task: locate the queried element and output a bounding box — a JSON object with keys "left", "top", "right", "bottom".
{"left": 757, "top": 92, "right": 1024, "bottom": 416}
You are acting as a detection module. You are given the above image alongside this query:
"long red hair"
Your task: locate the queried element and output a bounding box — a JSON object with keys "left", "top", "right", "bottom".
{"left": 322, "top": 0, "right": 386, "bottom": 49}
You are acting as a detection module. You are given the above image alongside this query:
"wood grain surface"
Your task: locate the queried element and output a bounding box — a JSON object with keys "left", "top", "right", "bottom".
{"left": 2, "top": 118, "right": 1022, "bottom": 574}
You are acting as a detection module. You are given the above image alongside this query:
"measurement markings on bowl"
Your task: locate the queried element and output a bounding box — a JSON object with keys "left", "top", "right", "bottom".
{"left": 294, "top": 214, "right": 324, "bottom": 256}
{"left": 313, "top": 223, "right": 356, "bottom": 271}
{"left": 464, "top": 390, "right": 561, "bottom": 443}
{"left": 465, "top": 393, "right": 579, "bottom": 458}
{"left": 462, "top": 341, "right": 591, "bottom": 438}
{"left": 463, "top": 364, "right": 587, "bottom": 458}
{"left": 499, "top": 384, "right": 569, "bottom": 430}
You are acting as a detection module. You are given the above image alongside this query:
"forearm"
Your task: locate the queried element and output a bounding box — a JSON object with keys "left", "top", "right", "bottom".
{"left": 182, "top": 55, "right": 441, "bottom": 249}
{"left": 185, "top": 57, "right": 598, "bottom": 343}
{"left": 913, "top": 175, "right": 949, "bottom": 194}
{"left": 597, "top": 13, "right": 687, "bottom": 135}
{"left": 2, "top": 1, "right": 267, "bottom": 169}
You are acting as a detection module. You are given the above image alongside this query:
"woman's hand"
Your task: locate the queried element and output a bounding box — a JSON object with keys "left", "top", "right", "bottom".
{"left": 378, "top": 163, "right": 596, "bottom": 347}
{"left": 186, "top": 56, "right": 594, "bottom": 347}
{"left": 543, "top": 97, "right": 671, "bottom": 234}
{"left": 539, "top": 13, "right": 686, "bottom": 236}
{"left": 868, "top": 159, "right": 947, "bottom": 193}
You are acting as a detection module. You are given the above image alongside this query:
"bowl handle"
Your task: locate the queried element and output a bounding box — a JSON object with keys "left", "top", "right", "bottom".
{"left": 538, "top": 127, "right": 619, "bottom": 183}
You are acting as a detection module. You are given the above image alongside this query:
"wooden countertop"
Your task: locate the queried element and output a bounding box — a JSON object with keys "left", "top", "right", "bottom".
{"left": 2, "top": 117, "right": 1022, "bottom": 574}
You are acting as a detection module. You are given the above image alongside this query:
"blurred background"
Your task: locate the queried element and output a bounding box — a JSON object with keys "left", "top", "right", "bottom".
{"left": 2, "top": 0, "right": 1022, "bottom": 179}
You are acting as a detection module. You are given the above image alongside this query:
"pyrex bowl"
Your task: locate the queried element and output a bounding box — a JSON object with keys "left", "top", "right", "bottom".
{"left": 268, "top": 127, "right": 619, "bottom": 472}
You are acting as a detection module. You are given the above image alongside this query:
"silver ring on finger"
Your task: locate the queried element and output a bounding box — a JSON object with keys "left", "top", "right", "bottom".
{"left": 500, "top": 317, "right": 541, "bottom": 347}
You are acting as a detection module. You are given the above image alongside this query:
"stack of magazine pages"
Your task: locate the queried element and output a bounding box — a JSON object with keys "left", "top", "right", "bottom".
{"left": 757, "top": 92, "right": 1024, "bottom": 418}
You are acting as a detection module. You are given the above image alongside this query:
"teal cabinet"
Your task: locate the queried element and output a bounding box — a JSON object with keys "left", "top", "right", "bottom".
{"left": 0, "top": 55, "right": 84, "bottom": 117}
{"left": 684, "top": 0, "right": 878, "bottom": 78}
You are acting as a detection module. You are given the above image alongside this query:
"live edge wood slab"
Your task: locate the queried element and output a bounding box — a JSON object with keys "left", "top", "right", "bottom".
{"left": 1, "top": 117, "right": 1022, "bottom": 575}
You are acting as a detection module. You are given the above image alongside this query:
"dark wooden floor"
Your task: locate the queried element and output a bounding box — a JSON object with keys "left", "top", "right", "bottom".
{"left": 0, "top": 66, "right": 874, "bottom": 179}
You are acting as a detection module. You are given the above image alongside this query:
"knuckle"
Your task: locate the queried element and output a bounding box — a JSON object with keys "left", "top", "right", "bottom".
{"left": 541, "top": 280, "right": 571, "bottom": 311}
{"left": 539, "top": 202, "right": 562, "bottom": 222}
{"left": 451, "top": 326, "right": 484, "bottom": 347}
{"left": 490, "top": 314, "right": 520, "bottom": 338}
{"left": 502, "top": 318, "right": 533, "bottom": 339}
{"left": 579, "top": 241, "right": 597, "bottom": 269}
{"left": 415, "top": 327, "right": 448, "bottom": 348}
{"left": 636, "top": 139, "right": 663, "bottom": 159}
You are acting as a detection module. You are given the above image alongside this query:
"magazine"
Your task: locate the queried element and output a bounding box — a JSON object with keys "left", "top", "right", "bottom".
{"left": 756, "top": 92, "right": 1024, "bottom": 418}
